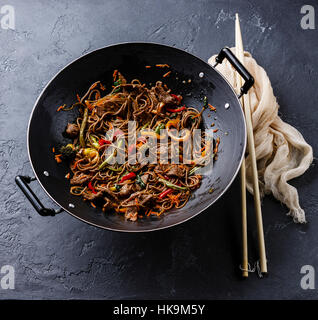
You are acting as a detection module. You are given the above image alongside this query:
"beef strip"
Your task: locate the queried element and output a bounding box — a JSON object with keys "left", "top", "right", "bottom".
{"left": 138, "top": 194, "right": 153, "bottom": 206}
{"left": 141, "top": 174, "right": 149, "bottom": 184}
{"left": 102, "top": 188, "right": 120, "bottom": 202}
{"left": 83, "top": 191, "right": 102, "bottom": 201}
{"left": 124, "top": 191, "right": 143, "bottom": 202}
{"left": 118, "top": 183, "right": 134, "bottom": 197}
{"left": 125, "top": 192, "right": 153, "bottom": 207}
{"left": 151, "top": 81, "right": 179, "bottom": 106}
{"left": 70, "top": 174, "right": 91, "bottom": 185}
{"left": 94, "top": 94, "right": 123, "bottom": 116}
{"left": 125, "top": 206, "right": 138, "bottom": 221}
{"left": 65, "top": 123, "right": 79, "bottom": 138}
{"left": 165, "top": 165, "right": 184, "bottom": 178}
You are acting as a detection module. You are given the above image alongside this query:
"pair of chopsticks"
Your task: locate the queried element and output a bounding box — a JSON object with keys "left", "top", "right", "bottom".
{"left": 235, "top": 14, "right": 267, "bottom": 277}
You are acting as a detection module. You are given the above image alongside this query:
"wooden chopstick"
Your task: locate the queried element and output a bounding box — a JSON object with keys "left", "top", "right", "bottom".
{"left": 235, "top": 13, "right": 267, "bottom": 274}
{"left": 239, "top": 159, "right": 249, "bottom": 277}
{"left": 235, "top": 20, "right": 249, "bottom": 278}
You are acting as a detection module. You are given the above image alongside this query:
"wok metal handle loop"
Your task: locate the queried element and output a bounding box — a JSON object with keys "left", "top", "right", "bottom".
{"left": 15, "top": 175, "right": 63, "bottom": 216}
{"left": 214, "top": 47, "right": 254, "bottom": 98}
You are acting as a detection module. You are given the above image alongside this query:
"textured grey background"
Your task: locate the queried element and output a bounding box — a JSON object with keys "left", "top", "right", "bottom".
{"left": 0, "top": 0, "right": 317, "bottom": 299}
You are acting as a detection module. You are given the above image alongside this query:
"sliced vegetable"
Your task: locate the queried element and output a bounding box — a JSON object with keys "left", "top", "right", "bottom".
{"left": 88, "top": 181, "right": 97, "bottom": 194}
{"left": 114, "top": 78, "right": 122, "bottom": 87}
{"left": 110, "top": 184, "right": 121, "bottom": 192}
{"left": 166, "top": 106, "right": 186, "bottom": 113}
{"left": 83, "top": 148, "right": 98, "bottom": 158}
{"left": 189, "top": 167, "right": 201, "bottom": 176}
{"left": 189, "top": 166, "right": 200, "bottom": 176}
{"left": 57, "top": 104, "right": 66, "bottom": 112}
{"left": 112, "top": 77, "right": 122, "bottom": 93}
{"left": 154, "top": 123, "right": 165, "bottom": 134}
{"left": 113, "top": 69, "right": 118, "bottom": 81}
{"left": 120, "top": 172, "right": 136, "bottom": 183}
{"left": 54, "top": 154, "right": 62, "bottom": 163}
{"left": 90, "top": 202, "right": 96, "bottom": 208}
{"left": 192, "top": 96, "right": 208, "bottom": 119}
{"left": 89, "top": 135, "right": 100, "bottom": 149}
{"left": 141, "top": 122, "right": 149, "bottom": 130}
{"left": 166, "top": 119, "right": 179, "bottom": 130}
{"left": 72, "top": 159, "right": 80, "bottom": 170}
{"left": 98, "top": 139, "right": 123, "bottom": 170}
{"left": 213, "top": 137, "right": 220, "bottom": 154}
{"left": 209, "top": 104, "right": 216, "bottom": 111}
{"left": 106, "top": 165, "right": 123, "bottom": 172}
{"left": 99, "top": 154, "right": 115, "bottom": 170}
{"left": 203, "top": 96, "right": 208, "bottom": 107}
{"left": 156, "top": 64, "right": 170, "bottom": 68}
{"left": 98, "top": 138, "right": 112, "bottom": 146}
{"left": 167, "top": 193, "right": 181, "bottom": 206}
{"left": 59, "top": 144, "right": 76, "bottom": 160}
{"left": 85, "top": 100, "right": 94, "bottom": 111}
{"left": 158, "top": 188, "right": 173, "bottom": 199}
{"left": 79, "top": 107, "right": 88, "bottom": 148}
{"left": 170, "top": 93, "right": 182, "bottom": 103}
{"left": 112, "top": 87, "right": 121, "bottom": 94}
{"left": 158, "top": 178, "right": 188, "bottom": 191}
{"left": 136, "top": 175, "right": 146, "bottom": 189}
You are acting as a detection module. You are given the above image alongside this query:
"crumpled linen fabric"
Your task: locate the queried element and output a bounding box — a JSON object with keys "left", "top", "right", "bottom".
{"left": 208, "top": 49, "right": 313, "bottom": 223}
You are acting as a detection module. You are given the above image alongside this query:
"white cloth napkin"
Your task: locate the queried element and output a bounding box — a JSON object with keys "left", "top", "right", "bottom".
{"left": 208, "top": 49, "right": 313, "bottom": 223}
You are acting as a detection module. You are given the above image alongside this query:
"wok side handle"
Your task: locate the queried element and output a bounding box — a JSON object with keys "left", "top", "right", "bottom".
{"left": 214, "top": 47, "right": 254, "bottom": 98}
{"left": 15, "top": 175, "right": 63, "bottom": 216}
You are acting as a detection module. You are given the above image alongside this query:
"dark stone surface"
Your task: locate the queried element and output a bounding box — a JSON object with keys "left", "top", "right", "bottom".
{"left": 0, "top": 0, "right": 317, "bottom": 299}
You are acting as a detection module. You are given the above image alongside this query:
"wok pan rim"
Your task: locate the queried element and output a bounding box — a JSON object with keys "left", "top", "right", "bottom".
{"left": 26, "top": 41, "right": 247, "bottom": 232}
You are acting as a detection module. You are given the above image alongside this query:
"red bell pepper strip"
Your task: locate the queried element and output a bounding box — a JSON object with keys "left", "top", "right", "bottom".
{"left": 171, "top": 94, "right": 182, "bottom": 103}
{"left": 98, "top": 139, "right": 112, "bottom": 146}
{"left": 120, "top": 172, "right": 136, "bottom": 183}
{"left": 88, "top": 181, "right": 97, "bottom": 194}
{"left": 158, "top": 188, "right": 173, "bottom": 199}
{"left": 166, "top": 106, "right": 186, "bottom": 113}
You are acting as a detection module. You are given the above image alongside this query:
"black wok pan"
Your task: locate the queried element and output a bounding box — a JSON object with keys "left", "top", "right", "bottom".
{"left": 15, "top": 42, "right": 253, "bottom": 232}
